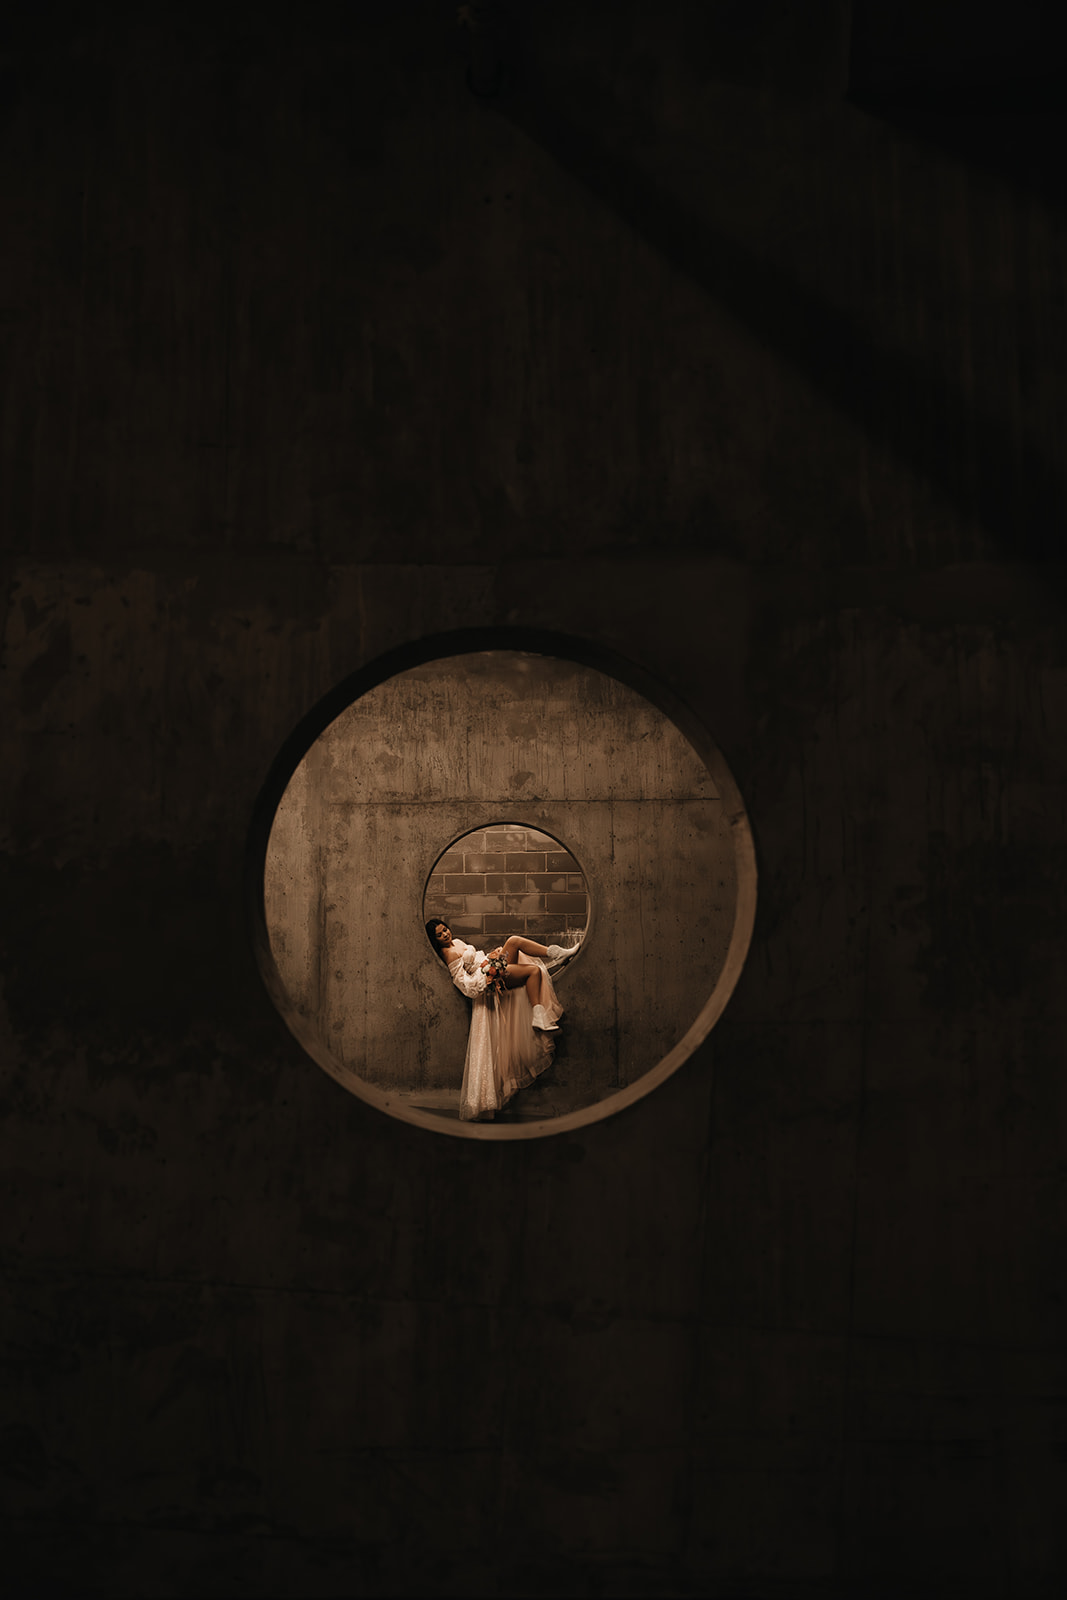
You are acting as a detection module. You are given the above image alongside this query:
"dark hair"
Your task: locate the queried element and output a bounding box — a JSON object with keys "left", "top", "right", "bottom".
{"left": 425, "top": 918, "right": 449, "bottom": 960}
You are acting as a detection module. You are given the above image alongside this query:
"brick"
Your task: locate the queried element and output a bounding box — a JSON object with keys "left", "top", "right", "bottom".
{"left": 433, "top": 852, "right": 465, "bottom": 875}
{"left": 483, "top": 828, "right": 529, "bottom": 850}
{"left": 505, "top": 893, "right": 544, "bottom": 914}
{"left": 443, "top": 873, "right": 487, "bottom": 893}
{"left": 483, "top": 874, "right": 528, "bottom": 893}
{"left": 505, "top": 852, "right": 546, "bottom": 871}
{"left": 482, "top": 915, "right": 515, "bottom": 935}
{"left": 546, "top": 851, "right": 580, "bottom": 871}
{"left": 463, "top": 852, "right": 506, "bottom": 873}
{"left": 527, "top": 873, "right": 571, "bottom": 893}
{"left": 462, "top": 894, "right": 511, "bottom": 914}
{"left": 546, "top": 893, "right": 589, "bottom": 913}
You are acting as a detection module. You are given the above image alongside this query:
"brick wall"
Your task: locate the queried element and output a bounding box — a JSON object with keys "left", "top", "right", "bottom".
{"left": 425, "top": 824, "right": 588, "bottom": 949}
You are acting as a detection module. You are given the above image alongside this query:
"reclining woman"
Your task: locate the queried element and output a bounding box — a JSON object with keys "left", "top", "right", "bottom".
{"left": 425, "top": 920, "right": 581, "bottom": 1122}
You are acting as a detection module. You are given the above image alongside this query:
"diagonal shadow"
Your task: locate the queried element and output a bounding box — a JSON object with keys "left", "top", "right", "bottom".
{"left": 486, "top": 69, "right": 1065, "bottom": 577}
{"left": 847, "top": 0, "right": 1067, "bottom": 215}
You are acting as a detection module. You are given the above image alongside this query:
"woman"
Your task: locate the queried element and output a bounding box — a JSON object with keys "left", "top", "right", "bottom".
{"left": 425, "top": 920, "right": 581, "bottom": 1121}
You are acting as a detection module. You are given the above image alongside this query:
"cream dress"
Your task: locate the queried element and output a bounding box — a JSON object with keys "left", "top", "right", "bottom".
{"left": 446, "top": 940, "right": 563, "bottom": 1121}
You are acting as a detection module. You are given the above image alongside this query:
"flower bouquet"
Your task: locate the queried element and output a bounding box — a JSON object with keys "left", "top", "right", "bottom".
{"left": 481, "top": 951, "right": 509, "bottom": 1003}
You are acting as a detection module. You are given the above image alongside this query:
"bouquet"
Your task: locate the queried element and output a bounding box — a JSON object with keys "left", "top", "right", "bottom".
{"left": 481, "top": 951, "right": 509, "bottom": 1002}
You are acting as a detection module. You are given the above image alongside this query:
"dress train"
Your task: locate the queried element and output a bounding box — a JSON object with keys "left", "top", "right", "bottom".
{"left": 446, "top": 941, "right": 563, "bottom": 1121}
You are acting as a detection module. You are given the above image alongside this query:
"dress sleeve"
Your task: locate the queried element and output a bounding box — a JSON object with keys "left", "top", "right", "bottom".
{"left": 447, "top": 944, "right": 487, "bottom": 997}
{"left": 451, "top": 960, "right": 489, "bottom": 998}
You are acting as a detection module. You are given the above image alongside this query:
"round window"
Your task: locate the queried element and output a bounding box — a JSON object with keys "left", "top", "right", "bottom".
{"left": 423, "top": 824, "right": 590, "bottom": 955}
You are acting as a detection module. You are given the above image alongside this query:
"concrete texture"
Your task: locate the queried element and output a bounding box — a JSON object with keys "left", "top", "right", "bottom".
{"left": 2, "top": 1, "right": 1066, "bottom": 1595}
{"left": 262, "top": 650, "right": 737, "bottom": 1114}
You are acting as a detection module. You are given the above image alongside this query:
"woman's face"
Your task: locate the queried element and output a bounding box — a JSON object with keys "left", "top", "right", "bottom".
{"left": 435, "top": 922, "right": 451, "bottom": 947}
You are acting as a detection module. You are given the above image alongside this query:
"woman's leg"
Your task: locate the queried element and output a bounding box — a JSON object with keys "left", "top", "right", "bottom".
{"left": 504, "top": 932, "right": 583, "bottom": 965}
{"left": 501, "top": 963, "right": 545, "bottom": 1005}
{"left": 501, "top": 934, "right": 550, "bottom": 962}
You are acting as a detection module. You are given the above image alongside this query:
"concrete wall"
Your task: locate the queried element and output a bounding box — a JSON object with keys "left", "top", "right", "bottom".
{"left": 262, "top": 651, "right": 735, "bottom": 1111}
{"left": 3, "top": 2, "right": 1067, "bottom": 1595}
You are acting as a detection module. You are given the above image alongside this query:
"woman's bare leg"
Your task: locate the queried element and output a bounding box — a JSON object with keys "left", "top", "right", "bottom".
{"left": 501, "top": 934, "right": 550, "bottom": 962}
{"left": 501, "top": 963, "right": 545, "bottom": 1005}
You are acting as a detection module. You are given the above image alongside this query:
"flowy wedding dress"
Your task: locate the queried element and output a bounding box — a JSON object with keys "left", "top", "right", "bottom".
{"left": 446, "top": 940, "right": 563, "bottom": 1121}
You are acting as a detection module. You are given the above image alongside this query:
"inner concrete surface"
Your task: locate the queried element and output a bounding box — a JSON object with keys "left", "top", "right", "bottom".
{"left": 2, "top": 1, "right": 1066, "bottom": 1595}
{"left": 263, "top": 651, "right": 734, "bottom": 1115}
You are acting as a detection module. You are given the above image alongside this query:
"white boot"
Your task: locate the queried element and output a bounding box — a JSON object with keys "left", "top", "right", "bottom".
{"left": 531, "top": 1004, "right": 559, "bottom": 1032}
{"left": 546, "top": 938, "right": 582, "bottom": 962}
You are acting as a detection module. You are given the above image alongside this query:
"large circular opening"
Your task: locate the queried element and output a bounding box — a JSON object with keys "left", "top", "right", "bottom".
{"left": 251, "top": 633, "right": 756, "bottom": 1139}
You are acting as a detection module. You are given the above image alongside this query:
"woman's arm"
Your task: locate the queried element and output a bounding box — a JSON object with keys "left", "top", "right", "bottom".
{"left": 450, "top": 963, "right": 488, "bottom": 999}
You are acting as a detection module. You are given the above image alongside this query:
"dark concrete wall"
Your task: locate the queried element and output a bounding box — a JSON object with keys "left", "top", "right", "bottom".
{"left": 2, "top": 2, "right": 1066, "bottom": 1595}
